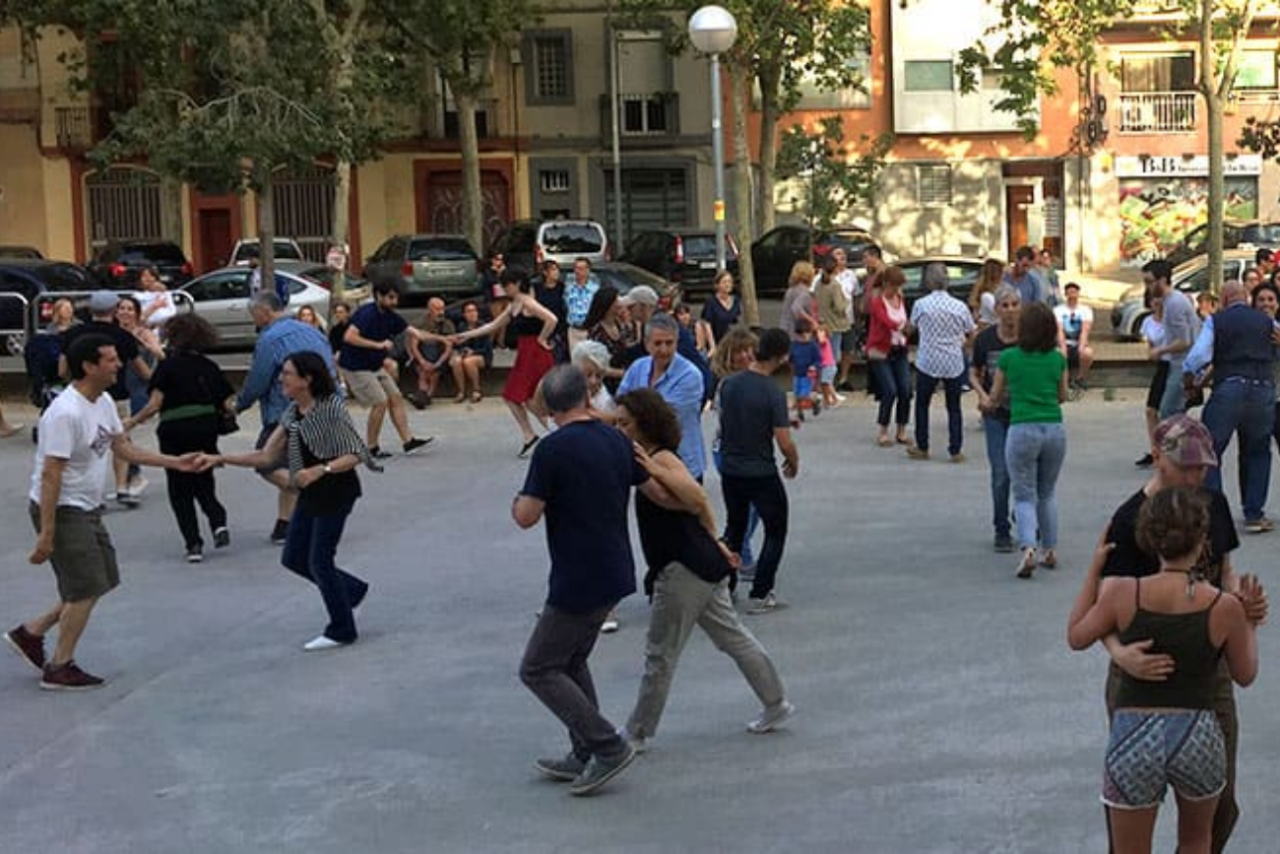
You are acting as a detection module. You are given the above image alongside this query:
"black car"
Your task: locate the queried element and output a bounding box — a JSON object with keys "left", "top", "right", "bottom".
{"left": 750, "top": 225, "right": 878, "bottom": 295}
{"left": 896, "top": 257, "right": 985, "bottom": 312}
{"left": 89, "top": 239, "right": 193, "bottom": 289}
{"left": 0, "top": 260, "right": 94, "bottom": 354}
{"left": 620, "top": 229, "right": 739, "bottom": 295}
{"left": 591, "top": 261, "right": 683, "bottom": 312}
{"left": 1165, "top": 219, "right": 1280, "bottom": 267}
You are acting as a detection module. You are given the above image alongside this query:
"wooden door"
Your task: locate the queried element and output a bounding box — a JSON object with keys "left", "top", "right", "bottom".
{"left": 1006, "top": 185, "right": 1035, "bottom": 258}
{"left": 198, "top": 208, "right": 233, "bottom": 272}
{"left": 421, "top": 171, "right": 510, "bottom": 249}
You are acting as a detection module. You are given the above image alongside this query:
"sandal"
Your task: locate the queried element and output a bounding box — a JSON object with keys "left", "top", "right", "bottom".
{"left": 1039, "top": 549, "right": 1058, "bottom": 569}
{"left": 471, "top": 391, "right": 483, "bottom": 403}
{"left": 1016, "top": 548, "right": 1037, "bottom": 579}
{"left": 876, "top": 436, "right": 894, "bottom": 447}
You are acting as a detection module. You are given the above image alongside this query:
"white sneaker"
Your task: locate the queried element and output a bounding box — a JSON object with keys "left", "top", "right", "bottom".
{"left": 128, "top": 475, "right": 150, "bottom": 496}
{"left": 747, "top": 700, "right": 796, "bottom": 734}
{"left": 302, "top": 635, "right": 348, "bottom": 652}
{"left": 600, "top": 615, "right": 620, "bottom": 634}
{"left": 835, "top": 393, "right": 848, "bottom": 402}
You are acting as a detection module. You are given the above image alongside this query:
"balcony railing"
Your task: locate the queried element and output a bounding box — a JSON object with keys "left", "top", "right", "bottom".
{"left": 1117, "top": 91, "right": 1197, "bottom": 133}
{"left": 599, "top": 92, "right": 679, "bottom": 139}
{"left": 54, "top": 106, "right": 94, "bottom": 150}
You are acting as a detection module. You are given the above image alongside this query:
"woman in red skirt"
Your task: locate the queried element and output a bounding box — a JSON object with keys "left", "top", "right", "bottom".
{"left": 454, "top": 267, "right": 559, "bottom": 457}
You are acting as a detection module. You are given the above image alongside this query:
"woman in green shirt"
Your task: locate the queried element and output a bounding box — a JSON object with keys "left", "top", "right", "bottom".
{"left": 990, "top": 302, "right": 1068, "bottom": 578}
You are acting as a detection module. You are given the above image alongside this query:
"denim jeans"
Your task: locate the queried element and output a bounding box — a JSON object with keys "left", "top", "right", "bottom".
{"left": 914, "top": 371, "right": 964, "bottom": 455}
{"left": 721, "top": 472, "right": 789, "bottom": 599}
{"left": 281, "top": 500, "right": 367, "bottom": 644}
{"left": 1157, "top": 361, "right": 1187, "bottom": 419}
{"left": 1004, "top": 422, "right": 1067, "bottom": 550}
{"left": 870, "top": 351, "right": 911, "bottom": 427}
{"left": 520, "top": 603, "right": 627, "bottom": 762}
{"left": 626, "top": 563, "right": 784, "bottom": 740}
{"left": 1203, "top": 379, "right": 1274, "bottom": 521}
{"left": 982, "top": 415, "right": 1012, "bottom": 539}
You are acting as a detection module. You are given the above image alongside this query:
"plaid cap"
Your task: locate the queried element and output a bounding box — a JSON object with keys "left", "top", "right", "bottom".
{"left": 1153, "top": 415, "right": 1217, "bottom": 468}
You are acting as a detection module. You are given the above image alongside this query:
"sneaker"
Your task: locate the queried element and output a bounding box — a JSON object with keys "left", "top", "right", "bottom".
{"left": 1134, "top": 453, "right": 1154, "bottom": 468}
{"left": 835, "top": 392, "right": 848, "bottom": 403}
{"left": 128, "top": 475, "right": 150, "bottom": 496}
{"left": 534, "top": 752, "right": 587, "bottom": 782}
{"left": 1039, "top": 548, "right": 1058, "bottom": 569}
{"left": 1244, "top": 517, "right": 1275, "bottom": 534}
{"left": 747, "top": 700, "right": 796, "bottom": 734}
{"left": 746, "top": 592, "right": 778, "bottom": 615}
{"left": 993, "top": 534, "right": 1015, "bottom": 554}
{"left": 402, "top": 437, "right": 434, "bottom": 455}
{"left": 5, "top": 624, "right": 46, "bottom": 671}
{"left": 568, "top": 744, "right": 637, "bottom": 796}
{"left": 368, "top": 446, "right": 394, "bottom": 460}
{"left": 40, "top": 660, "right": 105, "bottom": 691}
{"left": 518, "top": 436, "right": 540, "bottom": 459}
{"left": 905, "top": 447, "right": 929, "bottom": 460}
{"left": 949, "top": 453, "right": 965, "bottom": 463}
{"left": 185, "top": 544, "right": 204, "bottom": 564}
{"left": 116, "top": 488, "right": 140, "bottom": 508}
{"left": 303, "top": 635, "right": 350, "bottom": 652}
{"left": 270, "top": 519, "right": 290, "bottom": 545}
{"left": 213, "top": 527, "right": 231, "bottom": 549}
{"left": 1016, "top": 548, "right": 1037, "bottom": 579}
{"left": 617, "top": 727, "right": 649, "bottom": 755}
{"left": 600, "top": 614, "right": 620, "bottom": 634}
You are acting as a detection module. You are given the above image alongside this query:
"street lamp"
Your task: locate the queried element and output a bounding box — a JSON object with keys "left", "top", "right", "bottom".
{"left": 688, "top": 5, "right": 737, "bottom": 271}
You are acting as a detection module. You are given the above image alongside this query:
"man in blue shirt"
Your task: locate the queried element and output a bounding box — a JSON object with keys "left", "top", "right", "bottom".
{"left": 617, "top": 313, "right": 706, "bottom": 480}
{"left": 1003, "top": 245, "right": 1051, "bottom": 306}
{"left": 564, "top": 257, "right": 600, "bottom": 350}
{"left": 337, "top": 282, "right": 432, "bottom": 459}
{"left": 237, "top": 291, "right": 336, "bottom": 543}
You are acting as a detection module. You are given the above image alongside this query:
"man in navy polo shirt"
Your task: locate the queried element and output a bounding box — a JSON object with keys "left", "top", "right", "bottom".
{"left": 338, "top": 281, "right": 431, "bottom": 458}
{"left": 513, "top": 365, "right": 675, "bottom": 797}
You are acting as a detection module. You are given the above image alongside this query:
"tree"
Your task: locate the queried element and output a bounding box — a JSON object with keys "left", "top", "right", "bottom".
{"left": 776, "top": 118, "right": 891, "bottom": 238}
{"left": 958, "top": 0, "right": 1264, "bottom": 290}
{"left": 376, "top": 0, "right": 535, "bottom": 256}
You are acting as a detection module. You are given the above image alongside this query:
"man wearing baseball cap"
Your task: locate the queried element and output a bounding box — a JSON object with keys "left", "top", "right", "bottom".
{"left": 1090, "top": 414, "right": 1268, "bottom": 853}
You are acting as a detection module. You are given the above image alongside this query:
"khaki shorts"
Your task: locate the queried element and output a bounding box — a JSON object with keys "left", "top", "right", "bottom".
{"left": 340, "top": 368, "right": 401, "bottom": 407}
{"left": 29, "top": 502, "right": 120, "bottom": 602}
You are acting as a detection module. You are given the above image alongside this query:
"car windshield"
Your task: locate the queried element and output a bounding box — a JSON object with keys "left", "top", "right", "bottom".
{"left": 1242, "top": 224, "right": 1280, "bottom": 245}
{"left": 30, "top": 264, "right": 91, "bottom": 291}
{"left": 120, "top": 243, "right": 186, "bottom": 264}
{"left": 541, "top": 224, "right": 604, "bottom": 254}
{"left": 238, "top": 241, "right": 303, "bottom": 260}
{"left": 680, "top": 235, "right": 734, "bottom": 259}
{"left": 408, "top": 238, "right": 476, "bottom": 262}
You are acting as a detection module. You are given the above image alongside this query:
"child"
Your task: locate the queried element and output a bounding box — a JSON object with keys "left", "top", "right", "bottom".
{"left": 817, "top": 326, "right": 839, "bottom": 408}
{"left": 790, "top": 318, "right": 822, "bottom": 421}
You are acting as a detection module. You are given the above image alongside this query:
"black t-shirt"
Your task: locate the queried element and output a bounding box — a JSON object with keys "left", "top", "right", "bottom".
{"left": 338, "top": 304, "right": 408, "bottom": 372}
{"left": 635, "top": 486, "right": 731, "bottom": 596}
{"left": 295, "top": 423, "right": 362, "bottom": 515}
{"left": 328, "top": 321, "right": 349, "bottom": 354}
{"left": 1102, "top": 487, "right": 1238, "bottom": 584}
{"left": 63, "top": 320, "right": 140, "bottom": 401}
{"left": 520, "top": 420, "right": 647, "bottom": 614}
{"left": 971, "top": 325, "right": 1015, "bottom": 423}
{"left": 717, "top": 370, "right": 789, "bottom": 478}
{"left": 149, "top": 352, "right": 234, "bottom": 410}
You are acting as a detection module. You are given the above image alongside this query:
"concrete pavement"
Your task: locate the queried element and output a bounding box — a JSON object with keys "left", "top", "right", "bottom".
{"left": 0, "top": 390, "right": 1276, "bottom": 853}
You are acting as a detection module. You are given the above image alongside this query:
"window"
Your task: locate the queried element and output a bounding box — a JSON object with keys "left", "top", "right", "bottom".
{"left": 524, "top": 30, "right": 574, "bottom": 105}
{"left": 917, "top": 164, "right": 953, "bottom": 207}
{"left": 1121, "top": 52, "right": 1195, "bottom": 92}
{"left": 904, "top": 60, "right": 953, "bottom": 92}
{"left": 1236, "top": 50, "right": 1278, "bottom": 90}
{"left": 540, "top": 170, "right": 571, "bottom": 194}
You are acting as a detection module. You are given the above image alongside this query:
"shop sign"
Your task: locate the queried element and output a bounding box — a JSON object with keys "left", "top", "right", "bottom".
{"left": 1115, "top": 154, "right": 1262, "bottom": 178}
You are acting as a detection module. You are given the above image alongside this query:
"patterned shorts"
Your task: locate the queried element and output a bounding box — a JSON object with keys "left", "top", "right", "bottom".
{"left": 1103, "top": 709, "right": 1226, "bottom": 809}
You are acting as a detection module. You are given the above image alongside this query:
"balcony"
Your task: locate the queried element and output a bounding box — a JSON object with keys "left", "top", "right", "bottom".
{"left": 1117, "top": 92, "right": 1197, "bottom": 133}
{"left": 599, "top": 92, "right": 680, "bottom": 140}
{"left": 54, "top": 106, "right": 94, "bottom": 150}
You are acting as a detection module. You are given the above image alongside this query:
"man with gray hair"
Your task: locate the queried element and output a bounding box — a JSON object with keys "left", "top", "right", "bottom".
{"left": 513, "top": 364, "right": 675, "bottom": 796}
{"left": 617, "top": 313, "right": 706, "bottom": 479}
{"left": 908, "top": 262, "right": 974, "bottom": 461}
{"left": 236, "top": 290, "right": 336, "bottom": 543}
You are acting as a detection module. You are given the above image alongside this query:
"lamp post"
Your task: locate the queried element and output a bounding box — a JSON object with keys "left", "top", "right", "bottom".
{"left": 688, "top": 5, "right": 737, "bottom": 271}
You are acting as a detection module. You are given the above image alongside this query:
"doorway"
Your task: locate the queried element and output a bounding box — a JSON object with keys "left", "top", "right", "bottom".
{"left": 1006, "top": 185, "right": 1035, "bottom": 258}
{"left": 197, "top": 208, "right": 234, "bottom": 273}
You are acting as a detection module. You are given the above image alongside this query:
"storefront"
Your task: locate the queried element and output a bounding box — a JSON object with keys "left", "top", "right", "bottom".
{"left": 1116, "top": 154, "right": 1263, "bottom": 267}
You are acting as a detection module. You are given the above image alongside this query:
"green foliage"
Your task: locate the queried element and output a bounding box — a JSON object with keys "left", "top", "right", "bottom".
{"left": 776, "top": 118, "right": 890, "bottom": 232}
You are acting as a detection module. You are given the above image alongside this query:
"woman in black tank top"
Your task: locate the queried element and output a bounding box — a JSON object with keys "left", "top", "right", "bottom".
{"left": 613, "top": 389, "right": 793, "bottom": 750}
{"left": 1068, "top": 487, "right": 1259, "bottom": 854}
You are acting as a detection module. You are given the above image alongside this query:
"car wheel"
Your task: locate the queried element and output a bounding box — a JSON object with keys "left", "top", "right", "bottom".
{"left": 1125, "top": 311, "right": 1150, "bottom": 340}
{"left": 3, "top": 332, "right": 25, "bottom": 357}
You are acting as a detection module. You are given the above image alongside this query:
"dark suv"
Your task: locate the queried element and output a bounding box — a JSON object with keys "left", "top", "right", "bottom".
{"left": 621, "top": 229, "right": 739, "bottom": 295}
{"left": 487, "top": 219, "right": 609, "bottom": 273}
{"left": 89, "top": 240, "right": 193, "bottom": 288}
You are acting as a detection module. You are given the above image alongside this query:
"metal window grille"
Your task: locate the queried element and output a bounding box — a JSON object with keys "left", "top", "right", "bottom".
{"left": 534, "top": 36, "right": 568, "bottom": 99}
{"left": 540, "top": 170, "right": 571, "bottom": 194}
{"left": 85, "top": 167, "right": 162, "bottom": 247}
{"left": 271, "top": 167, "right": 335, "bottom": 262}
{"left": 916, "top": 164, "right": 953, "bottom": 207}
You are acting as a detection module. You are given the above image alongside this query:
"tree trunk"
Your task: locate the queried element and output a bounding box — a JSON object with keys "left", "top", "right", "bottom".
{"left": 160, "top": 176, "right": 183, "bottom": 248}
{"left": 731, "top": 67, "right": 760, "bottom": 327}
{"left": 332, "top": 160, "right": 352, "bottom": 299}
{"left": 756, "top": 65, "right": 782, "bottom": 235}
{"left": 258, "top": 168, "right": 277, "bottom": 287}
{"left": 455, "top": 89, "right": 485, "bottom": 257}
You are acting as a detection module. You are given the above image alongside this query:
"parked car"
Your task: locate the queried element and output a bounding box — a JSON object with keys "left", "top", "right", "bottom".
{"left": 274, "top": 261, "right": 372, "bottom": 305}
{"left": 896, "top": 256, "right": 985, "bottom": 311}
{"left": 750, "top": 225, "right": 880, "bottom": 295}
{"left": 592, "top": 261, "right": 682, "bottom": 312}
{"left": 487, "top": 218, "right": 610, "bottom": 273}
{"left": 1165, "top": 219, "right": 1280, "bottom": 267}
{"left": 620, "top": 228, "right": 739, "bottom": 295}
{"left": 0, "top": 260, "right": 93, "bottom": 354}
{"left": 229, "top": 237, "right": 306, "bottom": 266}
{"left": 1110, "top": 250, "right": 1254, "bottom": 339}
{"left": 363, "top": 234, "right": 482, "bottom": 302}
{"left": 178, "top": 265, "right": 330, "bottom": 348}
{"left": 0, "top": 245, "right": 44, "bottom": 259}
{"left": 89, "top": 239, "right": 194, "bottom": 288}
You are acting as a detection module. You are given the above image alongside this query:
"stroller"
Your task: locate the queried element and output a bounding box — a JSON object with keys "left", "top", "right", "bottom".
{"left": 23, "top": 331, "right": 65, "bottom": 442}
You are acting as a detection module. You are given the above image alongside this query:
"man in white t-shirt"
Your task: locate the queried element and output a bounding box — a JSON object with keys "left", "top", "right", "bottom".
{"left": 1053, "top": 282, "right": 1095, "bottom": 390}
{"left": 5, "top": 333, "right": 197, "bottom": 691}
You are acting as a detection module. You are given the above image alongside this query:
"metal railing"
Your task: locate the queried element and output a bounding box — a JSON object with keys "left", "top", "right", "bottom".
{"left": 54, "top": 106, "right": 94, "bottom": 149}
{"left": 1117, "top": 91, "right": 1197, "bottom": 133}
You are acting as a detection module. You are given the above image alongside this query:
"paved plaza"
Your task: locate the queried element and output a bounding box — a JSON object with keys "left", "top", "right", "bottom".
{"left": 0, "top": 389, "right": 1277, "bottom": 853}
